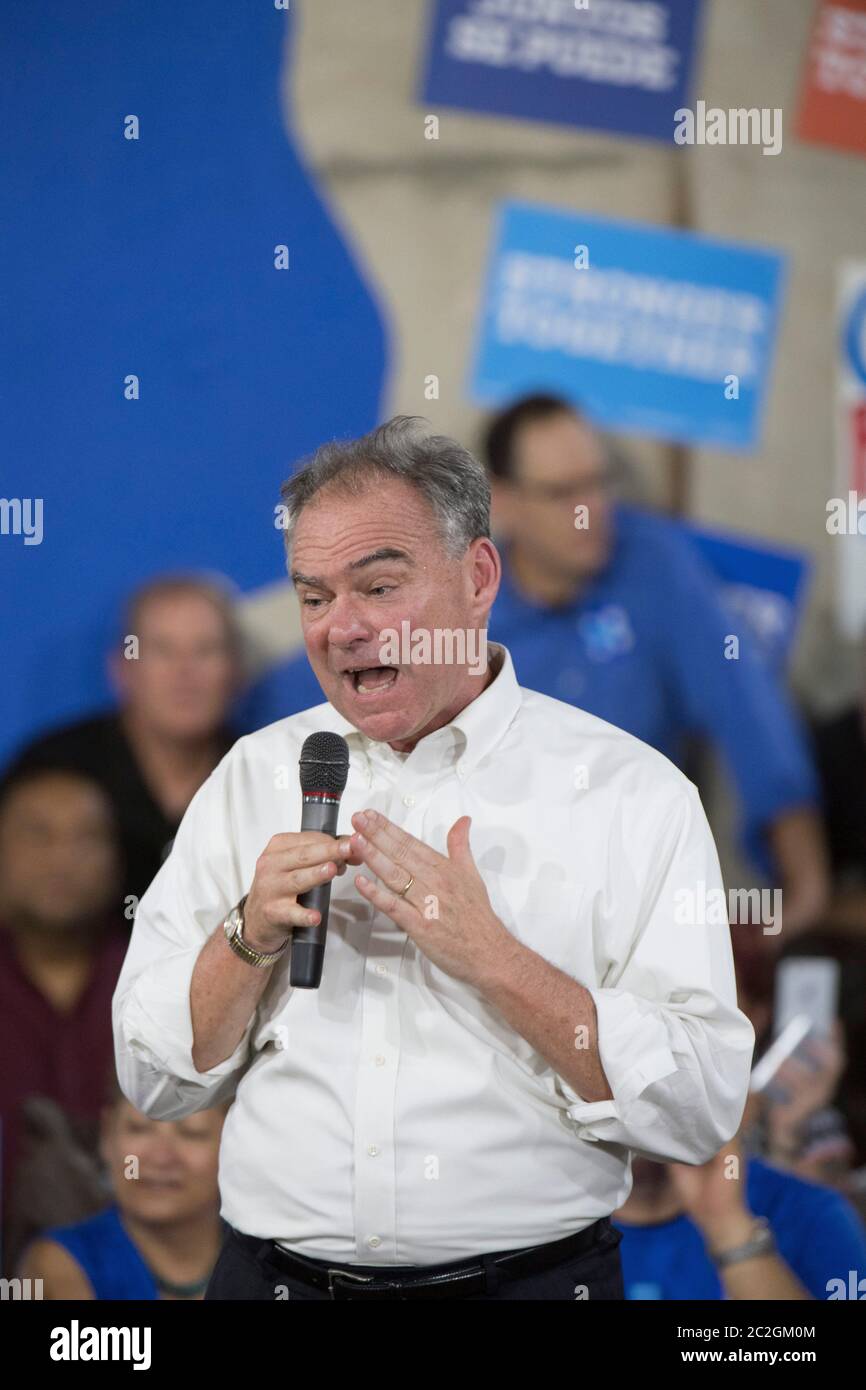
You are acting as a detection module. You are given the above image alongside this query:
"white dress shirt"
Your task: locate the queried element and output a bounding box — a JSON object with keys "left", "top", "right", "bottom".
{"left": 113, "top": 642, "right": 755, "bottom": 1266}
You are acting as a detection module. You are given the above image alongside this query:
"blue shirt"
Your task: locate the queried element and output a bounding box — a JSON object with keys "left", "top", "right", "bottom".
{"left": 613, "top": 1156, "right": 866, "bottom": 1300}
{"left": 240, "top": 504, "right": 819, "bottom": 871}
{"left": 43, "top": 1204, "right": 158, "bottom": 1300}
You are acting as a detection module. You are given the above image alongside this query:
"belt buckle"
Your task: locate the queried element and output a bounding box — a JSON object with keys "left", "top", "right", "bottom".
{"left": 327, "top": 1266, "right": 377, "bottom": 1299}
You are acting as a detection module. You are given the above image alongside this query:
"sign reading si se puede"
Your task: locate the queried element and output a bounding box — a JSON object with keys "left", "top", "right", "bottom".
{"left": 419, "top": 0, "right": 706, "bottom": 143}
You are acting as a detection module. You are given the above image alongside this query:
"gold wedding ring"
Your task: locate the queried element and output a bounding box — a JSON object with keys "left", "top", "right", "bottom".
{"left": 397, "top": 875, "right": 415, "bottom": 898}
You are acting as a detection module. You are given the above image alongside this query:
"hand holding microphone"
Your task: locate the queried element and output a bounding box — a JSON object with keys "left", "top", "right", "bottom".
{"left": 242, "top": 733, "right": 354, "bottom": 988}
{"left": 241, "top": 830, "right": 353, "bottom": 951}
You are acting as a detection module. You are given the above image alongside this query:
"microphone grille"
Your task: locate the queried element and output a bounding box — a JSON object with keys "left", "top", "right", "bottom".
{"left": 299, "top": 731, "right": 350, "bottom": 795}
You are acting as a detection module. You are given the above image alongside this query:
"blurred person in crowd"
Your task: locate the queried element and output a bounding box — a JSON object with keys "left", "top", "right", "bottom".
{"left": 6, "top": 575, "right": 243, "bottom": 908}
{"left": 242, "top": 398, "right": 828, "bottom": 939}
{"left": 759, "top": 1022, "right": 856, "bottom": 1185}
{"left": 738, "top": 928, "right": 866, "bottom": 1182}
{"left": 811, "top": 639, "right": 866, "bottom": 936}
{"left": 482, "top": 394, "right": 829, "bottom": 940}
{"left": 0, "top": 765, "right": 127, "bottom": 1272}
{"left": 738, "top": 977, "right": 857, "bottom": 1188}
{"left": 5, "top": 1096, "right": 115, "bottom": 1276}
{"left": 613, "top": 972, "right": 866, "bottom": 1299}
{"left": 18, "top": 1079, "right": 227, "bottom": 1299}
{"left": 612, "top": 1132, "right": 866, "bottom": 1300}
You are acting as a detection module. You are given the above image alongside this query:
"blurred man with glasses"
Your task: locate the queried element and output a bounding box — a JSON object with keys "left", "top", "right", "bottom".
{"left": 482, "top": 393, "right": 828, "bottom": 945}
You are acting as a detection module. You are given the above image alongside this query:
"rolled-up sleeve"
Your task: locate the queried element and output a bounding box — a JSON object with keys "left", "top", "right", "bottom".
{"left": 554, "top": 778, "right": 756, "bottom": 1165}
{"left": 112, "top": 748, "right": 254, "bottom": 1121}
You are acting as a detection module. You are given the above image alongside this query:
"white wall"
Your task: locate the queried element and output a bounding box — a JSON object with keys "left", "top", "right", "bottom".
{"left": 269, "top": 0, "right": 866, "bottom": 714}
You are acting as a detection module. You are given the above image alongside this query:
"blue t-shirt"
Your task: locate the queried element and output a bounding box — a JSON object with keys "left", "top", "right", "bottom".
{"left": 43, "top": 1204, "right": 158, "bottom": 1300}
{"left": 239, "top": 504, "right": 818, "bottom": 872}
{"left": 613, "top": 1157, "right": 866, "bottom": 1300}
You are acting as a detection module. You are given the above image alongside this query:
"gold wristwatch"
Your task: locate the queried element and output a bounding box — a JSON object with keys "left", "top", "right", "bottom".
{"left": 223, "top": 895, "right": 289, "bottom": 968}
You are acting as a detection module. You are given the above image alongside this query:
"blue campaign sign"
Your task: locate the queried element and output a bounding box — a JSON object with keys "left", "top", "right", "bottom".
{"left": 679, "top": 521, "right": 811, "bottom": 671}
{"left": 420, "top": 0, "right": 705, "bottom": 143}
{"left": 470, "top": 202, "right": 787, "bottom": 450}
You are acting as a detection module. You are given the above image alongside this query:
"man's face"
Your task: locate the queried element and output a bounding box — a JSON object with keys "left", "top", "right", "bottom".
{"left": 113, "top": 591, "right": 238, "bottom": 740}
{"left": 0, "top": 773, "right": 119, "bottom": 929}
{"left": 492, "top": 411, "right": 612, "bottom": 581}
{"left": 290, "top": 479, "right": 499, "bottom": 748}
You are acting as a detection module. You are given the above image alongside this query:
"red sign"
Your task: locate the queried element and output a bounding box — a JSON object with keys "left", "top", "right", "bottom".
{"left": 796, "top": 0, "right": 866, "bottom": 157}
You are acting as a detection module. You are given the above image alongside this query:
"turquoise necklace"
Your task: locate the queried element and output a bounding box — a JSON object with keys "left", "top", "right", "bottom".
{"left": 153, "top": 1268, "right": 213, "bottom": 1299}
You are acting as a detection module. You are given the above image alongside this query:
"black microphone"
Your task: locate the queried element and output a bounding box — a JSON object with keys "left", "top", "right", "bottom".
{"left": 290, "top": 731, "right": 350, "bottom": 989}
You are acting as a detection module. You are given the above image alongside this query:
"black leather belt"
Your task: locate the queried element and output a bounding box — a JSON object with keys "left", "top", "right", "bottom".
{"left": 232, "top": 1218, "right": 612, "bottom": 1300}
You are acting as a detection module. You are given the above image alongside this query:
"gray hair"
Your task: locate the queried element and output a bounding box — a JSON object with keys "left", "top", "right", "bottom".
{"left": 279, "top": 415, "right": 491, "bottom": 559}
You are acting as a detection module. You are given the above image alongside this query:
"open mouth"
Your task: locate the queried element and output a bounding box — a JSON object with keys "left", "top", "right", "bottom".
{"left": 342, "top": 665, "right": 400, "bottom": 696}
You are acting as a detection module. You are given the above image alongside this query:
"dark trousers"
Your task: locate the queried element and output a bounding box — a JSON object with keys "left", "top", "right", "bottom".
{"left": 204, "top": 1220, "right": 625, "bottom": 1301}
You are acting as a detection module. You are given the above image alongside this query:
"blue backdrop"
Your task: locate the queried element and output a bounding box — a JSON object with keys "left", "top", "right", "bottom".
{"left": 0, "top": 1, "right": 388, "bottom": 765}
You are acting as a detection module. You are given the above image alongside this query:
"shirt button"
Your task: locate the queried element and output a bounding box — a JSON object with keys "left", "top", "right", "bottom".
{"left": 367, "top": 1145, "right": 379, "bottom": 1157}
{"left": 402, "top": 793, "right": 416, "bottom": 807}
{"left": 374, "top": 1055, "right": 386, "bottom": 1066}
{"left": 375, "top": 964, "right": 388, "bottom": 976}
{"left": 367, "top": 1236, "right": 381, "bottom": 1250}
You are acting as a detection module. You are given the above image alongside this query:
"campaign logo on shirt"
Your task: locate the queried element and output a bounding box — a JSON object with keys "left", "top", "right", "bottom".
{"left": 578, "top": 605, "right": 635, "bottom": 662}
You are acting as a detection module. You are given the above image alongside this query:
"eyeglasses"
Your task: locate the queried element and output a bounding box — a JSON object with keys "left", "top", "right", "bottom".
{"left": 511, "top": 471, "right": 611, "bottom": 504}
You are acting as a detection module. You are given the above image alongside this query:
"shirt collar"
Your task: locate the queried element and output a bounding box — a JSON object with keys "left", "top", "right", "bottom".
{"left": 314, "top": 641, "right": 521, "bottom": 778}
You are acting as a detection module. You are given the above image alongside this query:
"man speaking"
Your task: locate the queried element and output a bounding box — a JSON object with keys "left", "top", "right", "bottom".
{"left": 113, "top": 417, "right": 755, "bottom": 1301}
